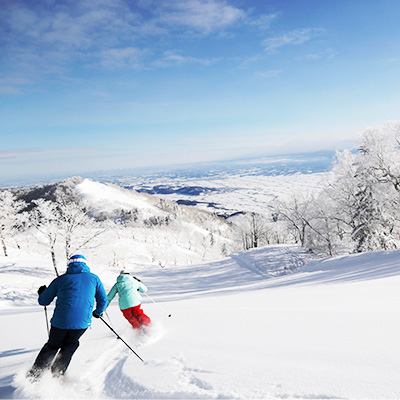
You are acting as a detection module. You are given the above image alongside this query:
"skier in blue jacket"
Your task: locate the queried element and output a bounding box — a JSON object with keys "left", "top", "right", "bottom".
{"left": 27, "top": 255, "right": 107, "bottom": 380}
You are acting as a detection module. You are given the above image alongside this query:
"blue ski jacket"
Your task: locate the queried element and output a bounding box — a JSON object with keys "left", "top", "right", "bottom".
{"left": 38, "top": 260, "right": 107, "bottom": 330}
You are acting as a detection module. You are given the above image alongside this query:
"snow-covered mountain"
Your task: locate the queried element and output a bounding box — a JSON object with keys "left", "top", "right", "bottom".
{"left": 13, "top": 177, "right": 239, "bottom": 269}
{"left": 1, "top": 244, "right": 400, "bottom": 399}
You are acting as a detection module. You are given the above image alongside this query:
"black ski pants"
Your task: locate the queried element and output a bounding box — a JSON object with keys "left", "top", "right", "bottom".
{"left": 29, "top": 326, "right": 87, "bottom": 377}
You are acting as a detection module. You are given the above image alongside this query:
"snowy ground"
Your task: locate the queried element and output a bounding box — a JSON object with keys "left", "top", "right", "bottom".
{"left": 1, "top": 245, "right": 400, "bottom": 399}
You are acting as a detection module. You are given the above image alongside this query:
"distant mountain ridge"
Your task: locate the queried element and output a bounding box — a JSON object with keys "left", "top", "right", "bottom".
{"left": 13, "top": 177, "right": 239, "bottom": 268}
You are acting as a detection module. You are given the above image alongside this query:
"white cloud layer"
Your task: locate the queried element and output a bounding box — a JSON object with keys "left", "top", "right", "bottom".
{"left": 263, "top": 28, "right": 326, "bottom": 52}
{"left": 157, "top": 0, "right": 245, "bottom": 34}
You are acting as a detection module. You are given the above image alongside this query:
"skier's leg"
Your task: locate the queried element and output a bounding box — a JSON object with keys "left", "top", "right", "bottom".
{"left": 27, "top": 326, "right": 66, "bottom": 379}
{"left": 121, "top": 307, "right": 141, "bottom": 329}
{"left": 51, "top": 328, "right": 87, "bottom": 376}
{"left": 132, "top": 304, "right": 151, "bottom": 326}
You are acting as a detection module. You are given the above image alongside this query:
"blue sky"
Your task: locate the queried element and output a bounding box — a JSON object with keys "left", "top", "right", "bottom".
{"left": 1, "top": 0, "right": 400, "bottom": 184}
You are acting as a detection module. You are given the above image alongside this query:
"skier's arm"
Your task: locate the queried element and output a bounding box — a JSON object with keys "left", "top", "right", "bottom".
{"left": 94, "top": 278, "right": 108, "bottom": 316}
{"left": 137, "top": 281, "right": 148, "bottom": 293}
{"left": 38, "top": 278, "right": 58, "bottom": 306}
{"left": 105, "top": 284, "right": 118, "bottom": 309}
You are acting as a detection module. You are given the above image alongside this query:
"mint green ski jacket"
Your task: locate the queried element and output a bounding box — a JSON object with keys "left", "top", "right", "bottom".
{"left": 106, "top": 274, "right": 148, "bottom": 310}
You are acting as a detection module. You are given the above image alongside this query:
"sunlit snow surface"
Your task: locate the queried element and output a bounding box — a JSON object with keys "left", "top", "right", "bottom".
{"left": 2, "top": 245, "right": 400, "bottom": 399}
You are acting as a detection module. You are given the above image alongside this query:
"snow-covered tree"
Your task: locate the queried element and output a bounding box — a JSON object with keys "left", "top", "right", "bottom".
{"left": 304, "top": 191, "right": 347, "bottom": 256}
{"left": 28, "top": 184, "right": 106, "bottom": 275}
{"left": 359, "top": 122, "right": 400, "bottom": 192}
{"left": 0, "top": 190, "right": 26, "bottom": 256}
{"left": 241, "top": 212, "right": 267, "bottom": 250}
{"left": 324, "top": 150, "right": 359, "bottom": 236}
{"left": 275, "top": 192, "right": 317, "bottom": 248}
{"left": 351, "top": 130, "right": 400, "bottom": 252}
{"left": 55, "top": 191, "right": 105, "bottom": 260}
{"left": 321, "top": 122, "right": 400, "bottom": 253}
{"left": 30, "top": 199, "right": 61, "bottom": 275}
{"left": 301, "top": 151, "right": 360, "bottom": 256}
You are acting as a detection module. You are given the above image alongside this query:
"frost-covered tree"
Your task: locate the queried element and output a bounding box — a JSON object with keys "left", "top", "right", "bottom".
{"left": 351, "top": 131, "right": 400, "bottom": 252}
{"left": 30, "top": 199, "right": 62, "bottom": 275}
{"left": 229, "top": 212, "right": 270, "bottom": 250}
{"left": 351, "top": 176, "right": 395, "bottom": 252}
{"left": 304, "top": 190, "right": 350, "bottom": 256}
{"left": 243, "top": 212, "right": 266, "bottom": 249}
{"left": 0, "top": 190, "right": 26, "bottom": 256}
{"left": 55, "top": 192, "right": 105, "bottom": 260}
{"left": 275, "top": 192, "right": 317, "bottom": 247}
{"left": 29, "top": 185, "right": 106, "bottom": 274}
{"left": 326, "top": 150, "right": 358, "bottom": 230}
{"left": 275, "top": 190, "right": 338, "bottom": 256}
{"left": 321, "top": 122, "right": 400, "bottom": 253}
{"left": 359, "top": 122, "right": 400, "bottom": 192}
{"left": 305, "top": 150, "right": 360, "bottom": 255}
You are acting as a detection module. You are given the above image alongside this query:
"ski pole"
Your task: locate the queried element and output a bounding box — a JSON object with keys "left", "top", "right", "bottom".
{"left": 99, "top": 317, "right": 144, "bottom": 362}
{"left": 144, "top": 292, "right": 171, "bottom": 317}
{"left": 44, "top": 306, "right": 50, "bottom": 338}
{"left": 105, "top": 310, "right": 113, "bottom": 327}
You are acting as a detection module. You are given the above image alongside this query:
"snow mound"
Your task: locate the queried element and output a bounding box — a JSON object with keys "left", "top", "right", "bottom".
{"left": 75, "top": 179, "right": 163, "bottom": 217}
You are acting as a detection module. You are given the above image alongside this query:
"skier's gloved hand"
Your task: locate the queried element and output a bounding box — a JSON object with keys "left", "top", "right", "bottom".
{"left": 92, "top": 311, "right": 102, "bottom": 318}
{"left": 38, "top": 285, "right": 47, "bottom": 295}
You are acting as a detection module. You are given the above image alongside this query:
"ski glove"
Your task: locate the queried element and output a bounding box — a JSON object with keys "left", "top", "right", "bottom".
{"left": 38, "top": 285, "right": 47, "bottom": 295}
{"left": 92, "top": 311, "right": 102, "bottom": 318}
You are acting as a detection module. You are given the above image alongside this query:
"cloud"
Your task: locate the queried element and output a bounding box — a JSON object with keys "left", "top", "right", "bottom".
{"left": 1, "top": 0, "right": 299, "bottom": 90}
{"left": 0, "top": 0, "right": 246, "bottom": 80}
{"left": 0, "top": 1, "right": 140, "bottom": 79}
{"left": 95, "top": 47, "right": 151, "bottom": 70}
{"left": 0, "top": 147, "right": 99, "bottom": 161}
{"left": 157, "top": 0, "right": 245, "bottom": 35}
{"left": 153, "top": 51, "right": 217, "bottom": 67}
{"left": 247, "top": 13, "right": 278, "bottom": 30}
{"left": 263, "top": 28, "right": 326, "bottom": 53}
{"left": 254, "top": 69, "right": 282, "bottom": 79}
{"left": 301, "top": 48, "right": 337, "bottom": 60}
{"left": 0, "top": 76, "right": 36, "bottom": 95}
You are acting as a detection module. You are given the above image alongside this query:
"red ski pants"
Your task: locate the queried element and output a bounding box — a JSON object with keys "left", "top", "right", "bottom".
{"left": 121, "top": 304, "right": 151, "bottom": 329}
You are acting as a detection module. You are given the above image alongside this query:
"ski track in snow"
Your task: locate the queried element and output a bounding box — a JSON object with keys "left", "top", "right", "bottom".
{"left": 12, "top": 330, "right": 237, "bottom": 400}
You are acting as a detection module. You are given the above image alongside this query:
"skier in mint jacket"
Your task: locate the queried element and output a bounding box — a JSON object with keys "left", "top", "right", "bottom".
{"left": 106, "top": 271, "right": 151, "bottom": 329}
{"left": 27, "top": 255, "right": 107, "bottom": 380}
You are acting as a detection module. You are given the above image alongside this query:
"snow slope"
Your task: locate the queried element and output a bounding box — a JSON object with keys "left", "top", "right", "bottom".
{"left": 75, "top": 179, "right": 166, "bottom": 218}
{"left": 1, "top": 245, "right": 400, "bottom": 399}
